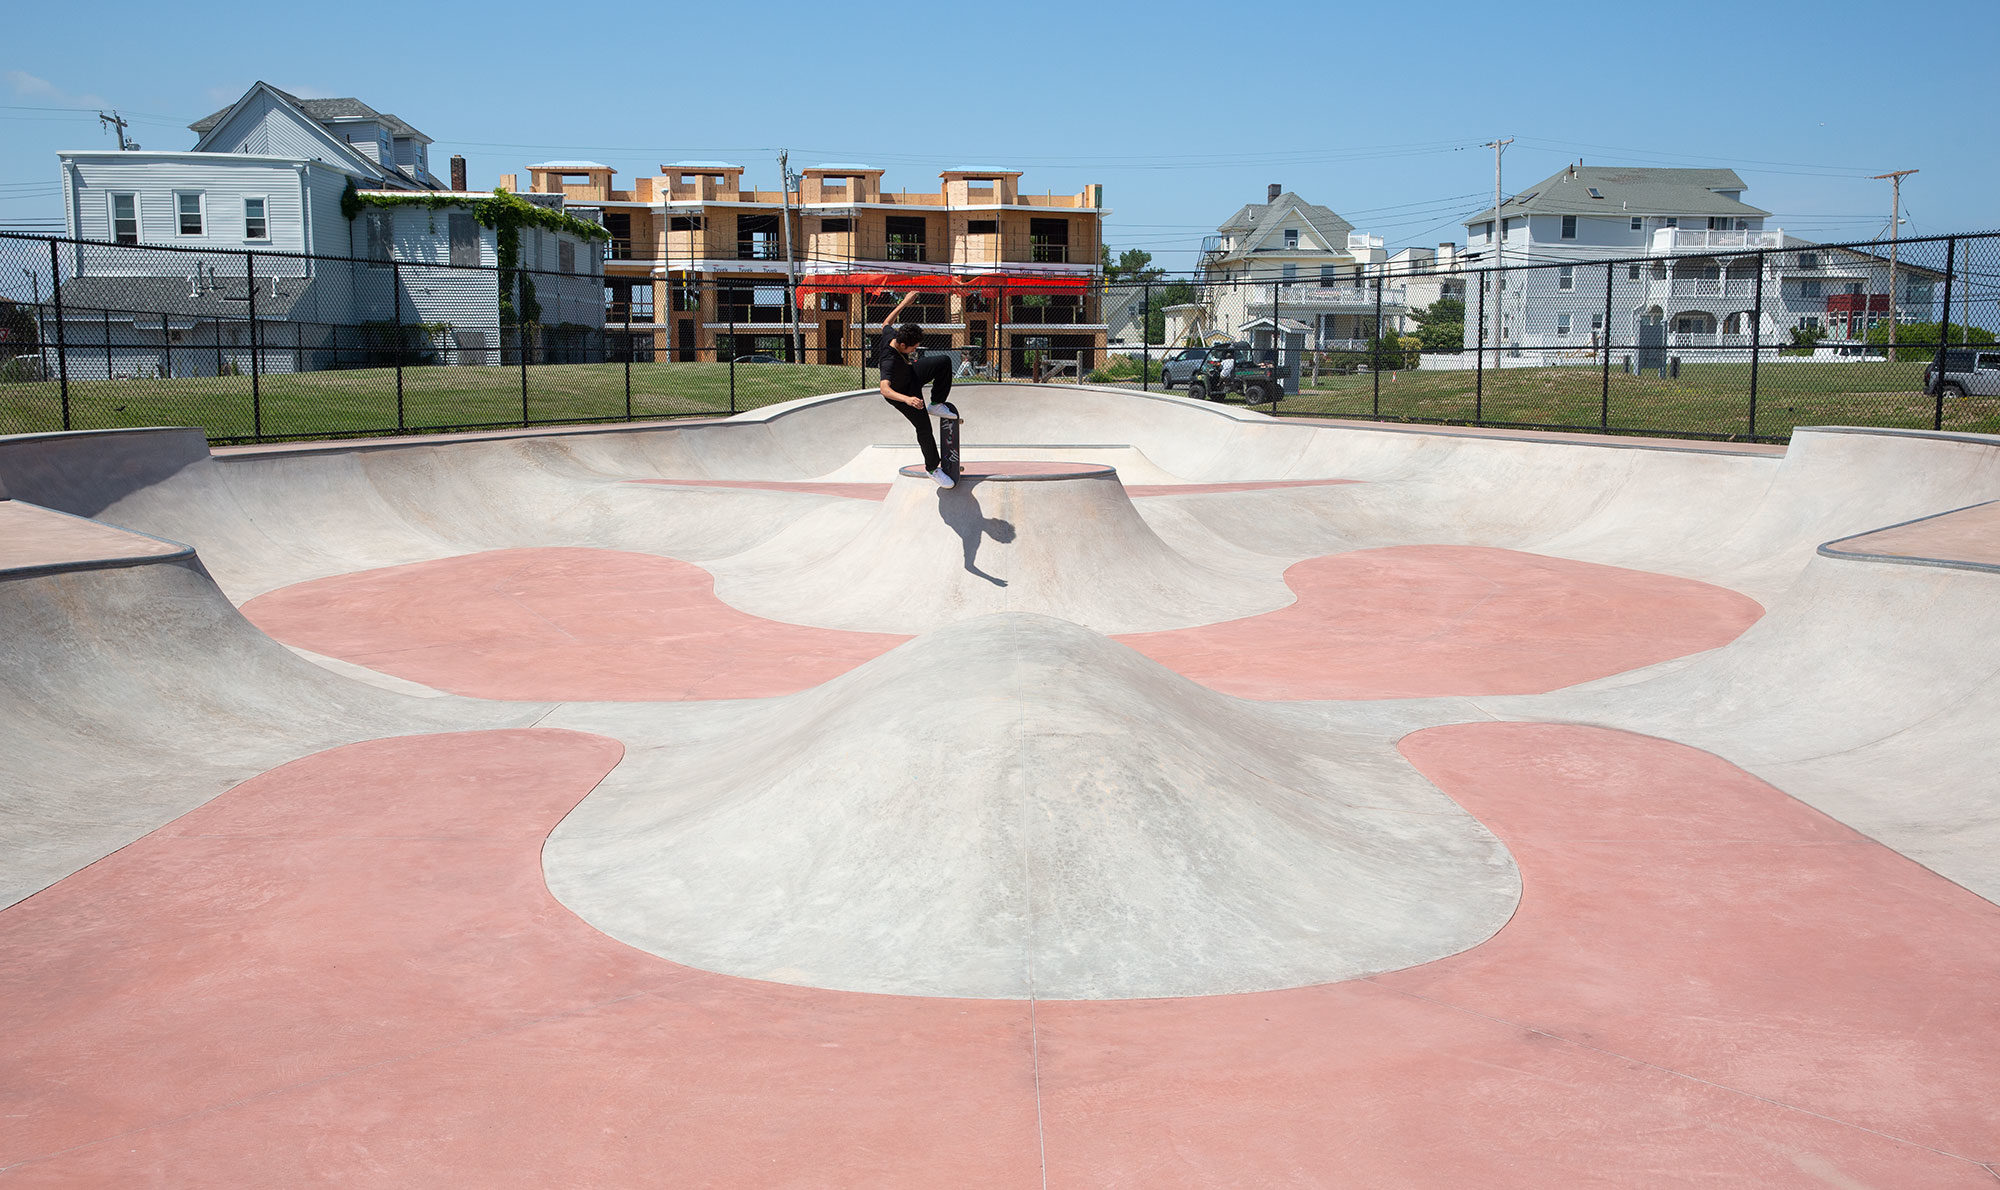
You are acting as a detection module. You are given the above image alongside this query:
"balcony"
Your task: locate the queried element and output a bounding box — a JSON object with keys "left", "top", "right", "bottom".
{"left": 604, "top": 239, "right": 635, "bottom": 261}
{"left": 1274, "top": 283, "right": 1407, "bottom": 308}
{"left": 1649, "top": 227, "right": 1785, "bottom": 254}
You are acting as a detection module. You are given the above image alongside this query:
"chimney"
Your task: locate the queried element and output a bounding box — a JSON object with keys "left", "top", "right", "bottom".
{"left": 450, "top": 155, "right": 467, "bottom": 191}
{"left": 1267, "top": 183, "right": 1282, "bottom": 203}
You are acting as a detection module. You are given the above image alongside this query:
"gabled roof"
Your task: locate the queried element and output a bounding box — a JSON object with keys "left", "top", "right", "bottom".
{"left": 1210, "top": 192, "right": 1356, "bottom": 264}
{"left": 190, "top": 84, "right": 431, "bottom": 142}
{"left": 187, "top": 82, "right": 432, "bottom": 188}
{"left": 1465, "top": 166, "right": 1769, "bottom": 224}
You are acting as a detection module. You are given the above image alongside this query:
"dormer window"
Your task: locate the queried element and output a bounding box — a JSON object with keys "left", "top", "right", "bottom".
{"left": 1587, "top": 187, "right": 1603, "bottom": 199}
{"left": 1283, "top": 228, "right": 1298, "bottom": 249}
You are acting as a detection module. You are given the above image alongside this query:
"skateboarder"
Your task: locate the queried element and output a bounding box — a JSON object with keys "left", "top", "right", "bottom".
{"left": 877, "top": 290, "right": 961, "bottom": 488}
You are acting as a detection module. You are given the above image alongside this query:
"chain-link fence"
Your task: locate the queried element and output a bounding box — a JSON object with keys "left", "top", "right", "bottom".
{"left": 4, "top": 229, "right": 1998, "bottom": 444}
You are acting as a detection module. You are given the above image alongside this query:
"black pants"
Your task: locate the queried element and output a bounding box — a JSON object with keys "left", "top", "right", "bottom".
{"left": 884, "top": 354, "right": 954, "bottom": 472}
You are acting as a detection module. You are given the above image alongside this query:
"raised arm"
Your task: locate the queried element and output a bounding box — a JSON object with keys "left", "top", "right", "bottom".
{"left": 879, "top": 290, "right": 918, "bottom": 331}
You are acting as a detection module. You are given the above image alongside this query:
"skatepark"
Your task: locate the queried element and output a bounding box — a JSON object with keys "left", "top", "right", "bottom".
{"left": 3, "top": 382, "right": 1998, "bottom": 1184}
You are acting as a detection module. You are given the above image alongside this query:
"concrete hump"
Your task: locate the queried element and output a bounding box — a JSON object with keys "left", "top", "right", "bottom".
{"left": 544, "top": 613, "right": 1519, "bottom": 1000}
{"left": 709, "top": 465, "right": 1295, "bottom": 634}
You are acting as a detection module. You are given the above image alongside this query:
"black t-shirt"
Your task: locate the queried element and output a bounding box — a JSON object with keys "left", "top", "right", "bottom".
{"left": 878, "top": 331, "right": 920, "bottom": 398}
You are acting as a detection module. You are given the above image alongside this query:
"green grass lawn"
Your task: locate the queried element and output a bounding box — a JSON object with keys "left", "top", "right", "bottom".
{"left": 1277, "top": 359, "right": 2000, "bottom": 440}
{"left": 0, "top": 361, "right": 874, "bottom": 442}
{"left": 5, "top": 356, "right": 1995, "bottom": 444}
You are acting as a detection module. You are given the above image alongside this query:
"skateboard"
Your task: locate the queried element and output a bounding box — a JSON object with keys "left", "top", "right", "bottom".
{"left": 939, "top": 404, "right": 963, "bottom": 481}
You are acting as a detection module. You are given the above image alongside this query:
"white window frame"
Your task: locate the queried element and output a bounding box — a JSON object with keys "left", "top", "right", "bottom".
{"left": 1627, "top": 263, "right": 1641, "bottom": 280}
{"left": 1591, "top": 312, "right": 1604, "bottom": 332}
{"left": 1560, "top": 215, "right": 1578, "bottom": 240}
{"left": 1283, "top": 228, "right": 1299, "bottom": 249}
{"left": 1556, "top": 312, "right": 1572, "bottom": 336}
{"left": 1630, "top": 216, "right": 1643, "bottom": 231}
{"left": 108, "top": 192, "right": 140, "bottom": 244}
{"left": 174, "top": 190, "right": 205, "bottom": 237}
{"left": 242, "top": 195, "right": 269, "bottom": 242}
{"left": 1801, "top": 278, "right": 1822, "bottom": 299}
{"left": 1558, "top": 265, "right": 1575, "bottom": 291}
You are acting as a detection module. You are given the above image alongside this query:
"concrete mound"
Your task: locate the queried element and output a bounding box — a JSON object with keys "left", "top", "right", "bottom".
{"left": 543, "top": 614, "right": 1519, "bottom": 1000}
{"left": 708, "top": 464, "right": 1294, "bottom": 634}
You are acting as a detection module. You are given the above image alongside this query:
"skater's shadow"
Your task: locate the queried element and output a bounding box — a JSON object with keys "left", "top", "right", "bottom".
{"left": 937, "top": 484, "right": 1014, "bottom": 587}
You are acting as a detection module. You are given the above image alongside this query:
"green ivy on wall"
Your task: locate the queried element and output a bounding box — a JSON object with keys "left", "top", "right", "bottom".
{"left": 340, "top": 180, "right": 608, "bottom": 332}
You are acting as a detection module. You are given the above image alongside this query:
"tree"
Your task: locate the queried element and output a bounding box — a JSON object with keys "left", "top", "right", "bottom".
{"left": 1863, "top": 319, "right": 1995, "bottom": 362}
{"left": 1144, "top": 280, "right": 1195, "bottom": 345}
{"left": 1407, "top": 296, "right": 1465, "bottom": 353}
{"left": 1102, "top": 246, "right": 1165, "bottom": 283}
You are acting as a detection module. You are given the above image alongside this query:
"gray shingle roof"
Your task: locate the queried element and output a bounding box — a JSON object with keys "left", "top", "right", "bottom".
{"left": 1211, "top": 192, "right": 1356, "bottom": 263}
{"left": 1465, "top": 166, "right": 1768, "bottom": 224}
{"left": 190, "top": 84, "right": 430, "bottom": 143}
{"left": 55, "top": 275, "right": 314, "bottom": 322}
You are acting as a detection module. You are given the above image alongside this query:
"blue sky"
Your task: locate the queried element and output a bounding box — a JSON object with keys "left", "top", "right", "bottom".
{"left": 6, "top": 0, "right": 1996, "bottom": 269}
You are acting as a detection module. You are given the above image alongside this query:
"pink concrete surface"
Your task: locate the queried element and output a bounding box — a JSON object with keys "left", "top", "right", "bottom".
{"left": 4, "top": 725, "right": 1995, "bottom": 1184}
{"left": 240, "top": 547, "right": 910, "bottom": 700}
{"left": 0, "top": 731, "right": 1042, "bottom": 1187}
{"left": 1116, "top": 545, "right": 1765, "bottom": 699}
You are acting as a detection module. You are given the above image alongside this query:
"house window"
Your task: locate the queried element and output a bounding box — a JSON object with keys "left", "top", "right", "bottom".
{"left": 449, "top": 213, "right": 478, "bottom": 267}
{"left": 669, "top": 215, "right": 704, "bottom": 232}
{"left": 631, "top": 282, "right": 653, "bottom": 320}
{"left": 1282, "top": 264, "right": 1297, "bottom": 281}
{"left": 818, "top": 292, "right": 848, "bottom": 311}
{"left": 1592, "top": 313, "right": 1604, "bottom": 332}
{"left": 1556, "top": 313, "right": 1572, "bottom": 335}
{"left": 822, "top": 217, "right": 853, "bottom": 233}
{"left": 670, "top": 273, "right": 700, "bottom": 311}
{"left": 109, "top": 193, "right": 138, "bottom": 244}
{"left": 1479, "top": 220, "right": 1495, "bottom": 242}
{"left": 1560, "top": 215, "right": 1577, "bottom": 239}
{"left": 1558, "top": 265, "right": 1574, "bottom": 291}
{"left": 886, "top": 215, "right": 928, "bottom": 262}
{"left": 1283, "top": 228, "right": 1299, "bottom": 248}
{"left": 1630, "top": 216, "right": 1643, "bottom": 231}
{"left": 243, "top": 197, "right": 268, "bottom": 241}
{"left": 1627, "top": 263, "right": 1641, "bottom": 280}
{"left": 1664, "top": 217, "right": 1678, "bottom": 228}
{"left": 363, "top": 209, "right": 392, "bottom": 265}
{"left": 1800, "top": 279, "right": 1822, "bottom": 298}
{"left": 1320, "top": 265, "right": 1337, "bottom": 285}
{"left": 175, "top": 192, "right": 204, "bottom": 236}
{"left": 559, "top": 241, "right": 576, "bottom": 274}
{"left": 966, "top": 219, "right": 997, "bottom": 235}
{"left": 1799, "top": 316, "right": 1821, "bottom": 331}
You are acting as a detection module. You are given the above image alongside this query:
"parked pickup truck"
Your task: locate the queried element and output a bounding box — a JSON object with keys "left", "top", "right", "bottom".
{"left": 1925, "top": 349, "right": 2000, "bottom": 399}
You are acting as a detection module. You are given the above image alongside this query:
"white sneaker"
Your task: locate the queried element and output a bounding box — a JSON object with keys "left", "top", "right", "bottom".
{"left": 926, "top": 402, "right": 961, "bottom": 420}
{"left": 929, "top": 466, "right": 956, "bottom": 489}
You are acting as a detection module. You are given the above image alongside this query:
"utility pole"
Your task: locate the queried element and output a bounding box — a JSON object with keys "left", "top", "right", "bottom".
{"left": 1872, "top": 169, "right": 1916, "bottom": 354}
{"left": 778, "top": 149, "right": 803, "bottom": 362}
{"left": 1484, "top": 137, "right": 1512, "bottom": 369}
{"left": 96, "top": 110, "right": 139, "bottom": 151}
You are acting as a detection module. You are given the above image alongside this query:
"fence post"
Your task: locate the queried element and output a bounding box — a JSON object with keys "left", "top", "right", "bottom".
{"left": 1141, "top": 280, "right": 1151, "bottom": 392}
{"left": 1370, "top": 279, "right": 1384, "bottom": 416}
{"left": 1600, "top": 261, "right": 1614, "bottom": 429}
{"left": 103, "top": 308, "right": 112, "bottom": 380}
{"left": 518, "top": 295, "right": 530, "bottom": 428}
{"left": 294, "top": 320, "right": 302, "bottom": 373}
{"left": 49, "top": 238, "right": 69, "bottom": 431}
{"left": 163, "top": 314, "right": 172, "bottom": 382}
{"left": 624, "top": 303, "right": 633, "bottom": 421}
{"left": 1933, "top": 236, "right": 1956, "bottom": 432}
{"left": 391, "top": 261, "right": 405, "bottom": 432}
{"left": 728, "top": 301, "right": 736, "bottom": 414}
{"left": 247, "top": 250, "right": 262, "bottom": 441}
{"left": 1748, "top": 249, "right": 1765, "bottom": 439}
{"left": 1473, "top": 274, "right": 1485, "bottom": 424}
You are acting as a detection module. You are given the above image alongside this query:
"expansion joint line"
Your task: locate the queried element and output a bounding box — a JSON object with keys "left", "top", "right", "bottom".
{"left": 1021, "top": 686, "right": 1049, "bottom": 1190}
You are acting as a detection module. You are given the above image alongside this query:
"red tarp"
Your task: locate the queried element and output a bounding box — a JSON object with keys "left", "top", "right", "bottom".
{"left": 794, "top": 271, "right": 1090, "bottom": 309}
